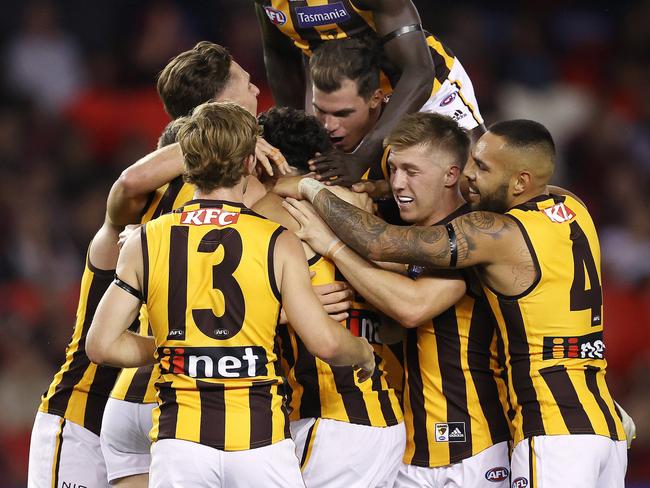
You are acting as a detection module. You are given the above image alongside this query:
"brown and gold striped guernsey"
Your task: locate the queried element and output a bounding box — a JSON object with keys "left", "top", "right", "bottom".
{"left": 145, "top": 200, "right": 289, "bottom": 450}
{"left": 39, "top": 256, "right": 122, "bottom": 435}
{"left": 110, "top": 177, "right": 195, "bottom": 404}
{"left": 279, "top": 254, "right": 402, "bottom": 427}
{"left": 259, "top": 0, "right": 456, "bottom": 95}
{"left": 483, "top": 194, "right": 625, "bottom": 446}
{"left": 402, "top": 205, "right": 511, "bottom": 467}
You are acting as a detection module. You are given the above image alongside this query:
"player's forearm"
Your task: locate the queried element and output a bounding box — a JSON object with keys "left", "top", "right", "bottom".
{"left": 90, "top": 331, "right": 156, "bottom": 368}
{"left": 306, "top": 184, "right": 451, "bottom": 266}
{"left": 107, "top": 144, "right": 184, "bottom": 225}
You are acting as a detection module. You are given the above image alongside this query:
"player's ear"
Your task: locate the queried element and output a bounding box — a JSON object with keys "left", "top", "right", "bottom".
{"left": 513, "top": 171, "right": 531, "bottom": 196}
{"left": 369, "top": 89, "right": 384, "bottom": 109}
{"left": 245, "top": 153, "right": 257, "bottom": 175}
{"left": 444, "top": 165, "right": 460, "bottom": 187}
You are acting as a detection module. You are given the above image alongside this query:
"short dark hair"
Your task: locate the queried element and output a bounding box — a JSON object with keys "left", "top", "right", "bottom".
{"left": 258, "top": 107, "right": 331, "bottom": 174}
{"left": 385, "top": 112, "right": 470, "bottom": 170}
{"left": 157, "top": 41, "right": 232, "bottom": 119}
{"left": 488, "top": 119, "right": 556, "bottom": 160}
{"left": 157, "top": 116, "right": 188, "bottom": 149}
{"left": 310, "top": 37, "right": 381, "bottom": 100}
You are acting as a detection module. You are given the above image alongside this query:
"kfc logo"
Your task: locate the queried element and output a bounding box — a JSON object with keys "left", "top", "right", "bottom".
{"left": 180, "top": 208, "right": 239, "bottom": 226}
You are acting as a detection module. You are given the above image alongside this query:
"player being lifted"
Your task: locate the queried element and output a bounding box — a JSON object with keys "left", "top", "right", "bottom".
{"left": 284, "top": 119, "right": 628, "bottom": 487}
{"left": 255, "top": 0, "right": 484, "bottom": 185}
{"left": 86, "top": 102, "right": 375, "bottom": 487}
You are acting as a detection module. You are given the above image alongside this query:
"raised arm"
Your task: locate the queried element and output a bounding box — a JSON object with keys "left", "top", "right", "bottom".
{"left": 107, "top": 143, "right": 185, "bottom": 226}
{"left": 254, "top": 3, "right": 306, "bottom": 108}
{"left": 274, "top": 230, "right": 375, "bottom": 381}
{"left": 291, "top": 180, "right": 520, "bottom": 270}
{"left": 86, "top": 230, "right": 155, "bottom": 368}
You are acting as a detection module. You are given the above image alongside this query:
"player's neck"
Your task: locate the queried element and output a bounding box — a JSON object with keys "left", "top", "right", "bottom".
{"left": 509, "top": 185, "right": 549, "bottom": 209}
{"left": 194, "top": 178, "right": 247, "bottom": 204}
{"left": 417, "top": 188, "right": 466, "bottom": 227}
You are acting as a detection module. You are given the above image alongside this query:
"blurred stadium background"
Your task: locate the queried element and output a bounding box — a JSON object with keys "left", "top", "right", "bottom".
{"left": 0, "top": 1, "right": 647, "bottom": 485}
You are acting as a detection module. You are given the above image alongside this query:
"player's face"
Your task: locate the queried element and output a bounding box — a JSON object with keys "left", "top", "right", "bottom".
{"left": 312, "top": 78, "right": 380, "bottom": 152}
{"left": 464, "top": 132, "right": 513, "bottom": 213}
{"left": 219, "top": 62, "right": 260, "bottom": 115}
{"left": 389, "top": 144, "right": 455, "bottom": 226}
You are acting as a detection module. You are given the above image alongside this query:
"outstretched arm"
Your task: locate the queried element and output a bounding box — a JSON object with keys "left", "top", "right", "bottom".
{"left": 290, "top": 179, "right": 518, "bottom": 269}
{"left": 255, "top": 3, "right": 306, "bottom": 108}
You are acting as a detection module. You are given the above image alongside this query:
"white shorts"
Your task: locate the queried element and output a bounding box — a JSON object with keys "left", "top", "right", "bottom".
{"left": 28, "top": 411, "right": 109, "bottom": 488}
{"left": 149, "top": 438, "right": 304, "bottom": 487}
{"left": 511, "top": 435, "right": 627, "bottom": 488}
{"left": 395, "top": 441, "right": 509, "bottom": 488}
{"left": 420, "top": 59, "right": 484, "bottom": 130}
{"left": 100, "top": 398, "right": 155, "bottom": 483}
{"left": 291, "top": 418, "right": 406, "bottom": 488}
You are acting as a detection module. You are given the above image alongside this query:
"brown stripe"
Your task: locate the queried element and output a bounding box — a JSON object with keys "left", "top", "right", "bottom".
{"left": 429, "top": 47, "right": 451, "bottom": 86}
{"left": 370, "top": 355, "right": 399, "bottom": 426}
{"left": 141, "top": 225, "right": 149, "bottom": 302}
{"left": 52, "top": 419, "right": 65, "bottom": 488}
{"left": 294, "top": 337, "right": 322, "bottom": 418}
{"left": 405, "top": 327, "right": 429, "bottom": 466}
{"left": 267, "top": 227, "right": 284, "bottom": 302}
{"left": 331, "top": 365, "right": 371, "bottom": 425}
{"left": 46, "top": 272, "right": 113, "bottom": 417}
{"left": 584, "top": 366, "right": 619, "bottom": 440}
{"left": 528, "top": 438, "right": 535, "bottom": 488}
{"left": 286, "top": 0, "right": 324, "bottom": 53}
{"left": 123, "top": 365, "right": 155, "bottom": 403}
{"left": 435, "top": 306, "right": 472, "bottom": 464}
{"left": 168, "top": 226, "right": 188, "bottom": 340}
{"left": 494, "top": 322, "right": 515, "bottom": 423}
{"left": 249, "top": 383, "right": 274, "bottom": 447}
{"left": 499, "top": 300, "right": 545, "bottom": 437}
{"left": 539, "top": 365, "right": 594, "bottom": 434}
{"left": 299, "top": 419, "right": 318, "bottom": 469}
{"left": 156, "top": 381, "right": 179, "bottom": 441}
{"left": 466, "top": 298, "right": 511, "bottom": 444}
{"left": 197, "top": 380, "right": 226, "bottom": 449}
{"left": 150, "top": 175, "right": 185, "bottom": 219}
{"left": 83, "top": 365, "right": 120, "bottom": 435}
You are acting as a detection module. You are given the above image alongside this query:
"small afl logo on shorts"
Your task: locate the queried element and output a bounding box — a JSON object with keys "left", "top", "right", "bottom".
{"left": 440, "top": 91, "right": 457, "bottom": 106}
{"left": 264, "top": 6, "right": 287, "bottom": 25}
{"left": 512, "top": 477, "right": 528, "bottom": 488}
{"left": 485, "top": 467, "right": 509, "bottom": 482}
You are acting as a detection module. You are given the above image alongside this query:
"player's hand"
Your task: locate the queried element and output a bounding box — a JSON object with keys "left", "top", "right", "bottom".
{"left": 282, "top": 198, "right": 338, "bottom": 257}
{"left": 256, "top": 136, "right": 290, "bottom": 177}
{"left": 309, "top": 150, "right": 370, "bottom": 187}
{"left": 118, "top": 225, "right": 140, "bottom": 249}
{"left": 351, "top": 180, "right": 392, "bottom": 200}
{"left": 355, "top": 338, "right": 375, "bottom": 383}
{"left": 313, "top": 281, "right": 353, "bottom": 322}
{"left": 272, "top": 174, "right": 312, "bottom": 199}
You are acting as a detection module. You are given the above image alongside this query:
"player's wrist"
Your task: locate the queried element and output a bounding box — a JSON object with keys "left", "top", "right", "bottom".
{"left": 299, "top": 178, "right": 326, "bottom": 202}
{"left": 325, "top": 238, "right": 346, "bottom": 260}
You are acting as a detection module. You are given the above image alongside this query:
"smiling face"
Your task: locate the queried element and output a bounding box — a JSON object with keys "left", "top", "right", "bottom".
{"left": 312, "top": 78, "right": 382, "bottom": 152}
{"left": 389, "top": 144, "right": 458, "bottom": 226}
{"left": 463, "top": 132, "right": 516, "bottom": 213}
{"left": 218, "top": 62, "right": 260, "bottom": 115}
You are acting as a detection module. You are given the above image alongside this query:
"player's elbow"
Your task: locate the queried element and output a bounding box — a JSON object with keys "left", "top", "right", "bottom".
{"left": 85, "top": 331, "right": 107, "bottom": 366}
{"left": 309, "top": 330, "right": 342, "bottom": 363}
{"left": 397, "top": 305, "right": 429, "bottom": 329}
{"left": 115, "top": 167, "right": 143, "bottom": 199}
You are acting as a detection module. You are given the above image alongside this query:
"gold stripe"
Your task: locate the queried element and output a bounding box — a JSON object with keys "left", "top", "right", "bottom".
{"left": 300, "top": 418, "right": 321, "bottom": 471}
{"left": 51, "top": 417, "right": 65, "bottom": 488}
{"left": 450, "top": 79, "right": 483, "bottom": 126}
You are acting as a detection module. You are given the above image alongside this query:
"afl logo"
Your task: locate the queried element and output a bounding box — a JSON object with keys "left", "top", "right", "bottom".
{"left": 512, "top": 478, "right": 528, "bottom": 488}
{"left": 264, "top": 6, "right": 287, "bottom": 25}
{"left": 485, "top": 467, "right": 509, "bottom": 482}
{"left": 440, "top": 91, "right": 457, "bottom": 106}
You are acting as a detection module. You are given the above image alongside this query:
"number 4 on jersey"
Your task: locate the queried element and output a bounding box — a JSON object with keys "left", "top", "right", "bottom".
{"left": 569, "top": 221, "right": 602, "bottom": 326}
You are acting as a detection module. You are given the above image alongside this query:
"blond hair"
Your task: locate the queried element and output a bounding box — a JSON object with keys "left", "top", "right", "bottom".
{"left": 178, "top": 101, "right": 257, "bottom": 191}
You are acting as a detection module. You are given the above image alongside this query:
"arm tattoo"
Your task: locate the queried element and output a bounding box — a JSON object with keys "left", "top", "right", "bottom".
{"left": 312, "top": 190, "right": 515, "bottom": 268}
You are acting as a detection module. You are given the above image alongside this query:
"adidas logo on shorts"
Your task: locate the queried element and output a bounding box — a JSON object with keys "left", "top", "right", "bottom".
{"left": 435, "top": 422, "right": 467, "bottom": 443}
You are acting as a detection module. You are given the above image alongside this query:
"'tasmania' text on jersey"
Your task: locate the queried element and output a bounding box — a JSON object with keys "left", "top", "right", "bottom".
{"left": 483, "top": 194, "right": 626, "bottom": 446}
{"left": 257, "top": 0, "right": 455, "bottom": 95}
{"left": 143, "top": 200, "right": 290, "bottom": 451}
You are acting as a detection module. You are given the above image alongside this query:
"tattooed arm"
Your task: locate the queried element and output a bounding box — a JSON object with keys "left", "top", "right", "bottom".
{"left": 299, "top": 186, "right": 523, "bottom": 269}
